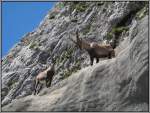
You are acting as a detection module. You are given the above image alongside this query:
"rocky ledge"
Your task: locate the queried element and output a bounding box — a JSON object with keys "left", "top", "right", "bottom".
{"left": 2, "top": 15, "right": 148, "bottom": 111}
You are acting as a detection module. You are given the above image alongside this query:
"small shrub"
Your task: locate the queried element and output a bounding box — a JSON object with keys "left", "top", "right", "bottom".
{"left": 49, "top": 15, "right": 55, "bottom": 19}
{"left": 63, "top": 48, "right": 74, "bottom": 60}
{"left": 70, "top": 2, "right": 88, "bottom": 13}
{"left": 74, "top": 61, "right": 81, "bottom": 72}
{"left": 2, "top": 59, "right": 8, "bottom": 65}
{"left": 53, "top": 2, "right": 65, "bottom": 13}
{"left": 29, "top": 43, "right": 37, "bottom": 49}
{"left": 57, "top": 3, "right": 65, "bottom": 9}
{"left": 67, "top": 47, "right": 74, "bottom": 56}
{"left": 11, "top": 83, "right": 18, "bottom": 89}
{"left": 106, "top": 32, "right": 114, "bottom": 40}
{"left": 112, "top": 26, "right": 129, "bottom": 34}
{"left": 136, "top": 5, "right": 148, "bottom": 20}
{"left": 106, "top": 26, "right": 129, "bottom": 40}
{"left": 97, "top": 1, "right": 104, "bottom": 6}
{"left": 64, "top": 70, "right": 72, "bottom": 78}
{"left": 76, "top": 4, "right": 87, "bottom": 12}
{"left": 59, "top": 52, "right": 66, "bottom": 62}
{"left": 7, "top": 80, "right": 17, "bottom": 88}
{"left": 56, "top": 48, "right": 74, "bottom": 65}
{"left": 56, "top": 57, "right": 60, "bottom": 65}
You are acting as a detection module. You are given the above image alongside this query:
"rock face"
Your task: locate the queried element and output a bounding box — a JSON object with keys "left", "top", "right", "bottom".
{"left": 1, "top": 1, "right": 149, "bottom": 111}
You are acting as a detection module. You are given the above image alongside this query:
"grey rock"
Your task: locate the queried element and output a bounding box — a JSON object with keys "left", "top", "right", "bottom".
{"left": 2, "top": 15, "right": 148, "bottom": 111}
{"left": 2, "top": 1, "right": 148, "bottom": 111}
{"left": 37, "top": 51, "right": 50, "bottom": 64}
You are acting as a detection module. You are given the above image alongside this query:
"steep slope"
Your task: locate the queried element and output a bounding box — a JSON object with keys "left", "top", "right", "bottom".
{"left": 2, "top": 16, "right": 148, "bottom": 111}
{"left": 1, "top": 1, "right": 149, "bottom": 111}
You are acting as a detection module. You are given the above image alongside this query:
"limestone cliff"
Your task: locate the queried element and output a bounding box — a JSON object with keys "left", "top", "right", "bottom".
{"left": 1, "top": 1, "right": 149, "bottom": 111}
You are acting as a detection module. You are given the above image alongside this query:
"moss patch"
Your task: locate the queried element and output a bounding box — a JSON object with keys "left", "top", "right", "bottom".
{"left": 112, "top": 26, "right": 129, "bottom": 34}
{"left": 55, "top": 47, "right": 81, "bottom": 79}
{"left": 70, "top": 2, "right": 89, "bottom": 13}
{"left": 106, "top": 26, "right": 129, "bottom": 40}
{"left": 106, "top": 32, "right": 114, "bottom": 40}
{"left": 29, "top": 42, "right": 41, "bottom": 50}
{"left": 2, "top": 59, "right": 9, "bottom": 65}
{"left": 76, "top": 3, "right": 88, "bottom": 12}
{"left": 7, "top": 79, "right": 18, "bottom": 89}
{"left": 135, "top": 5, "right": 149, "bottom": 20}
{"left": 57, "top": 2, "right": 65, "bottom": 9}
{"left": 29, "top": 43, "right": 37, "bottom": 49}
{"left": 64, "top": 70, "right": 72, "bottom": 78}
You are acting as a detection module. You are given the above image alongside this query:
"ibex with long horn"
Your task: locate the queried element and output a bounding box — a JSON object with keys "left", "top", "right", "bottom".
{"left": 34, "top": 61, "right": 55, "bottom": 95}
{"left": 69, "top": 29, "right": 115, "bottom": 65}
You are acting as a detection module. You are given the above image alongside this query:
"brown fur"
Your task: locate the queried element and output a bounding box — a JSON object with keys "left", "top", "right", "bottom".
{"left": 34, "top": 64, "right": 55, "bottom": 95}
{"left": 69, "top": 29, "right": 115, "bottom": 65}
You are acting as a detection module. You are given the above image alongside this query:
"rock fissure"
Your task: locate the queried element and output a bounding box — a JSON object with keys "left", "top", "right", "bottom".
{"left": 2, "top": 1, "right": 149, "bottom": 112}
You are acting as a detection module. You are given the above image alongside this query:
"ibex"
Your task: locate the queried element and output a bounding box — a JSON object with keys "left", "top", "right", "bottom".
{"left": 34, "top": 63, "right": 55, "bottom": 95}
{"left": 69, "top": 29, "right": 115, "bottom": 65}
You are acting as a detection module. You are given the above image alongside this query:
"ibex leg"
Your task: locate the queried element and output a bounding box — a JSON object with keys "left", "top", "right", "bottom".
{"left": 108, "top": 52, "right": 111, "bottom": 59}
{"left": 96, "top": 58, "right": 99, "bottom": 63}
{"left": 90, "top": 56, "right": 94, "bottom": 66}
{"left": 46, "top": 79, "right": 50, "bottom": 88}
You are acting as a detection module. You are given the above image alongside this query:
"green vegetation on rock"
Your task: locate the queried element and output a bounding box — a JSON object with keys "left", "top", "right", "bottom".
{"left": 112, "top": 26, "right": 129, "bottom": 34}
{"left": 55, "top": 47, "right": 81, "bottom": 79}
{"left": 2, "top": 59, "right": 8, "bottom": 65}
{"left": 106, "top": 26, "right": 129, "bottom": 40}
{"left": 76, "top": 3, "right": 88, "bottom": 12}
{"left": 57, "top": 2, "right": 65, "bottom": 9}
{"left": 7, "top": 79, "right": 18, "bottom": 89}
{"left": 29, "top": 43, "right": 37, "bottom": 49}
{"left": 135, "top": 5, "right": 148, "bottom": 20}
{"left": 107, "top": 32, "right": 114, "bottom": 40}
{"left": 70, "top": 2, "right": 89, "bottom": 13}
{"left": 83, "top": 24, "right": 91, "bottom": 35}
{"left": 64, "top": 70, "right": 72, "bottom": 78}
{"left": 64, "top": 59, "right": 81, "bottom": 78}
{"left": 56, "top": 47, "right": 74, "bottom": 65}
{"left": 29, "top": 42, "right": 41, "bottom": 50}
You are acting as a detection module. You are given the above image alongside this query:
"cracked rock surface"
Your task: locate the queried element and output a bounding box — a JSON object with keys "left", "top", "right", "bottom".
{"left": 1, "top": 1, "right": 149, "bottom": 111}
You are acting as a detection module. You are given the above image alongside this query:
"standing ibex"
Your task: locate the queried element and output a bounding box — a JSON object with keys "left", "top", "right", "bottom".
{"left": 34, "top": 63, "right": 55, "bottom": 95}
{"left": 69, "top": 29, "right": 115, "bottom": 65}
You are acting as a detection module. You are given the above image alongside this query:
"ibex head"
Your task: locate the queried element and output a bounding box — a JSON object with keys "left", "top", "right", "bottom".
{"left": 69, "top": 29, "right": 83, "bottom": 50}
